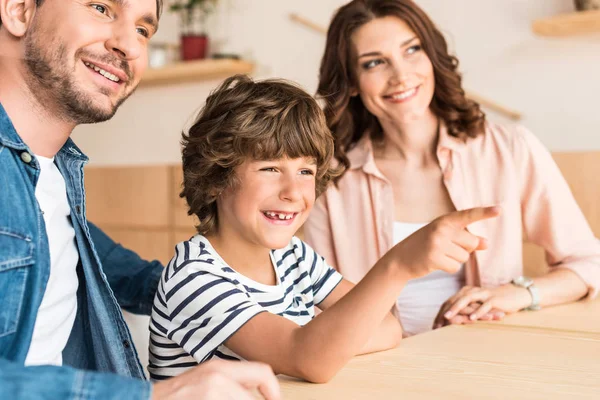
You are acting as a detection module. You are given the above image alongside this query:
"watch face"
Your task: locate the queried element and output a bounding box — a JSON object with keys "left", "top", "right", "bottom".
{"left": 513, "top": 276, "right": 533, "bottom": 287}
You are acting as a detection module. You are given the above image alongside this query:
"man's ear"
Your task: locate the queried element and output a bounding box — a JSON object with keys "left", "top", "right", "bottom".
{"left": 0, "top": 0, "right": 37, "bottom": 38}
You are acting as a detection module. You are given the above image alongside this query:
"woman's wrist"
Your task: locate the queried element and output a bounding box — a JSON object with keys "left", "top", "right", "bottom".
{"left": 493, "top": 284, "right": 534, "bottom": 312}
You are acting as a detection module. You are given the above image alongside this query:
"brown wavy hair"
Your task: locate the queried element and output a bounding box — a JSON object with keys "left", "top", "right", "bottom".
{"left": 180, "top": 74, "right": 343, "bottom": 235}
{"left": 318, "top": 0, "right": 485, "bottom": 178}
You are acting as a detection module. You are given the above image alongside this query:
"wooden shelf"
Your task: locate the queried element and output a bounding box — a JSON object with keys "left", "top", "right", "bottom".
{"left": 139, "top": 59, "right": 255, "bottom": 87}
{"left": 532, "top": 9, "right": 600, "bottom": 37}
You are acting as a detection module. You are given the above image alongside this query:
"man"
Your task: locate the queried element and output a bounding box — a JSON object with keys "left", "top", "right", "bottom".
{"left": 0, "top": 0, "right": 280, "bottom": 399}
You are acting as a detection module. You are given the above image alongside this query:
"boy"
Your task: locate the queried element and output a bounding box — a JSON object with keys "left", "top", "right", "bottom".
{"left": 148, "top": 75, "right": 499, "bottom": 383}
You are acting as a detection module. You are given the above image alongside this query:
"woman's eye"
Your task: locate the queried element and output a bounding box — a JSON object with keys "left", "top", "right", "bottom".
{"left": 91, "top": 4, "right": 108, "bottom": 15}
{"left": 362, "top": 59, "right": 383, "bottom": 70}
{"left": 406, "top": 44, "right": 422, "bottom": 55}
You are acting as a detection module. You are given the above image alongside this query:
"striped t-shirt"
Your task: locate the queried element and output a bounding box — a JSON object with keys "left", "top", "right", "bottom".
{"left": 148, "top": 234, "right": 343, "bottom": 380}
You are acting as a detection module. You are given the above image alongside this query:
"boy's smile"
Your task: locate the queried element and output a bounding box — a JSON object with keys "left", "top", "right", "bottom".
{"left": 261, "top": 211, "right": 299, "bottom": 225}
{"left": 214, "top": 157, "right": 317, "bottom": 254}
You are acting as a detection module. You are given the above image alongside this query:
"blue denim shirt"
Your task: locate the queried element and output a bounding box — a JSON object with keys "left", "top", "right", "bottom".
{"left": 0, "top": 103, "right": 163, "bottom": 399}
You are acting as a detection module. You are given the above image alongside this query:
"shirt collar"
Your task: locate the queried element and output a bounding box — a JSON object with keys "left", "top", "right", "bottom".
{"left": 0, "top": 102, "right": 88, "bottom": 163}
{"left": 346, "top": 121, "right": 466, "bottom": 177}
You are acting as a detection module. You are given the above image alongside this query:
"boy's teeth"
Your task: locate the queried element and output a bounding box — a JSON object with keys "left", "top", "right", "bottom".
{"left": 265, "top": 211, "right": 294, "bottom": 220}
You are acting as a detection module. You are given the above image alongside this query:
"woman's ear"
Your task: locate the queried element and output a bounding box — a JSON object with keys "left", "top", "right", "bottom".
{"left": 349, "top": 87, "right": 359, "bottom": 97}
{"left": 0, "top": 0, "right": 37, "bottom": 38}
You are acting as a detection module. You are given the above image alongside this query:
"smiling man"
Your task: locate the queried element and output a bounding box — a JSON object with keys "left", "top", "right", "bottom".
{"left": 0, "top": 1, "right": 279, "bottom": 399}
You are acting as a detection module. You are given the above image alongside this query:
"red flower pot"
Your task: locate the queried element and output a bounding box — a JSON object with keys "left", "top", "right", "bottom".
{"left": 181, "top": 34, "right": 209, "bottom": 61}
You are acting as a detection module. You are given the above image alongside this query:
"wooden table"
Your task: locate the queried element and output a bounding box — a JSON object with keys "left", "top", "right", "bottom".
{"left": 488, "top": 298, "right": 600, "bottom": 335}
{"left": 279, "top": 301, "right": 600, "bottom": 399}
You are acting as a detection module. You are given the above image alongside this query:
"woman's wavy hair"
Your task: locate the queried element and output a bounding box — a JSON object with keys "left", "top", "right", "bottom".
{"left": 318, "top": 0, "right": 485, "bottom": 178}
{"left": 180, "top": 74, "right": 343, "bottom": 235}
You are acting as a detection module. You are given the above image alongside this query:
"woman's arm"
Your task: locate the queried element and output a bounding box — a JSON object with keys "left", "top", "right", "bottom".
{"left": 517, "top": 126, "right": 600, "bottom": 298}
{"left": 435, "top": 126, "right": 599, "bottom": 327}
{"left": 436, "top": 268, "right": 588, "bottom": 325}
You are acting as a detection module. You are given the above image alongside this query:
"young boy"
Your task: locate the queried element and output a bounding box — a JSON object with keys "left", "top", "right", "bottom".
{"left": 148, "top": 75, "right": 499, "bottom": 383}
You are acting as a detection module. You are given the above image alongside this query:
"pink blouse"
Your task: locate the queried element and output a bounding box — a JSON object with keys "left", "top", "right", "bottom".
{"left": 304, "top": 121, "right": 600, "bottom": 299}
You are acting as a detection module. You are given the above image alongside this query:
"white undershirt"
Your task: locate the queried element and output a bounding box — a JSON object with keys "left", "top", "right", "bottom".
{"left": 25, "top": 155, "right": 79, "bottom": 366}
{"left": 393, "top": 222, "right": 464, "bottom": 337}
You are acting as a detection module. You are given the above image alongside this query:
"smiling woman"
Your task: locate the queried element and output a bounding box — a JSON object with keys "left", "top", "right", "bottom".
{"left": 304, "top": 0, "right": 600, "bottom": 337}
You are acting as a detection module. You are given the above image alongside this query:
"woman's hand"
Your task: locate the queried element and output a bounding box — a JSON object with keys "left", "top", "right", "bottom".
{"left": 433, "top": 284, "right": 533, "bottom": 329}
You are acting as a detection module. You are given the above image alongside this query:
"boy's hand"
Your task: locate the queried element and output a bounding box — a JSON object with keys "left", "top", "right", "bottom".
{"left": 389, "top": 206, "right": 501, "bottom": 279}
{"left": 151, "top": 359, "right": 281, "bottom": 400}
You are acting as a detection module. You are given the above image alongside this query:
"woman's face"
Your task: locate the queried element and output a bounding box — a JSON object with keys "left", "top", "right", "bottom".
{"left": 351, "top": 16, "right": 435, "bottom": 125}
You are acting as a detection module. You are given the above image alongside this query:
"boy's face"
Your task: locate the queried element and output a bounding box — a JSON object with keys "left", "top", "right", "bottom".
{"left": 21, "top": 0, "right": 158, "bottom": 123}
{"left": 216, "top": 157, "right": 317, "bottom": 251}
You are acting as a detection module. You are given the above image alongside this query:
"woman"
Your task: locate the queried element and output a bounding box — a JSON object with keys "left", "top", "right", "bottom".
{"left": 304, "top": 0, "right": 600, "bottom": 336}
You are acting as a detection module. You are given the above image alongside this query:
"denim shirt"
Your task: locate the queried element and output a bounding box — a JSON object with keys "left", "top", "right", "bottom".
{"left": 0, "top": 103, "right": 163, "bottom": 399}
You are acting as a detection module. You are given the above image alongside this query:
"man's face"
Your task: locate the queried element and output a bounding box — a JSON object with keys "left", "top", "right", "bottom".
{"left": 23, "top": 0, "right": 158, "bottom": 124}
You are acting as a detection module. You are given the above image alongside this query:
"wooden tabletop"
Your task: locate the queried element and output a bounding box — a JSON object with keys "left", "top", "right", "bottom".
{"left": 278, "top": 300, "right": 600, "bottom": 399}
{"left": 488, "top": 298, "right": 600, "bottom": 335}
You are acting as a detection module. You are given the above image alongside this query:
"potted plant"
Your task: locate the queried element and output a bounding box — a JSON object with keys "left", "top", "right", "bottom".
{"left": 169, "top": 0, "right": 218, "bottom": 61}
{"left": 574, "top": 0, "right": 600, "bottom": 11}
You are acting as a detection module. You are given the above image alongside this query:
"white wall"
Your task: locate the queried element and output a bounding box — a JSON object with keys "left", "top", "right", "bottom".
{"left": 75, "top": 0, "right": 600, "bottom": 373}
{"left": 73, "top": 0, "right": 600, "bottom": 164}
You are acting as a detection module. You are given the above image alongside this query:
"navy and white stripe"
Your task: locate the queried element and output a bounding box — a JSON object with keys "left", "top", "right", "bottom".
{"left": 148, "top": 235, "right": 342, "bottom": 380}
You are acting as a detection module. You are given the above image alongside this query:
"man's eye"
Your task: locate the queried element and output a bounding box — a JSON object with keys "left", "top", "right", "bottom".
{"left": 91, "top": 4, "right": 108, "bottom": 15}
{"left": 137, "top": 27, "right": 150, "bottom": 38}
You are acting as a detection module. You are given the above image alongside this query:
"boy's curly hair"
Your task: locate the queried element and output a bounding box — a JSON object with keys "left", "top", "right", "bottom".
{"left": 180, "top": 74, "right": 343, "bottom": 235}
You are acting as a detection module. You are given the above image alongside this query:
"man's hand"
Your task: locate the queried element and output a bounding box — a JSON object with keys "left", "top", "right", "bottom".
{"left": 151, "top": 359, "right": 281, "bottom": 400}
{"left": 388, "top": 206, "right": 501, "bottom": 279}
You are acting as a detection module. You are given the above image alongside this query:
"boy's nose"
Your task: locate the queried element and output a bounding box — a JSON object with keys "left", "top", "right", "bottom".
{"left": 279, "top": 178, "right": 302, "bottom": 202}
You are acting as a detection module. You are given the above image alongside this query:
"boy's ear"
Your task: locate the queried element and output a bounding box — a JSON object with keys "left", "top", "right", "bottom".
{"left": 0, "top": 0, "right": 37, "bottom": 38}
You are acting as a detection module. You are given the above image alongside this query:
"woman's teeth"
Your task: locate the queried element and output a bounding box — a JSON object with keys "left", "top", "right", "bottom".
{"left": 390, "top": 87, "right": 417, "bottom": 100}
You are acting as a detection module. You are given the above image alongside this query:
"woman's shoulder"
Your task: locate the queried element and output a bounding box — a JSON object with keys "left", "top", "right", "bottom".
{"left": 467, "top": 120, "right": 538, "bottom": 154}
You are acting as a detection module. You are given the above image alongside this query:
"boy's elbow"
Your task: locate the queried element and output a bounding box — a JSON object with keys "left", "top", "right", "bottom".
{"left": 297, "top": 365, "right": 338, "bottom": 384}
{"left": 294, "top": 357, "right": 341, "bottom": 384}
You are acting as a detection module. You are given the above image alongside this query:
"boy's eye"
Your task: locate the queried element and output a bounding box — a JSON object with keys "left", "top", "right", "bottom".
{"left": 260, "top": 167, "right": 278, "bottom": 172}
{"left": 362, "top": 59, "right": 384, "bottom": 70}
{"left": 300, "top": 169, "right": 315, "bottom": 176}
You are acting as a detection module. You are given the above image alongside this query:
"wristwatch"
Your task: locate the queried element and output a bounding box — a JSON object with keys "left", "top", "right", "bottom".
{"left": 511, "top": 276, "right": 541, "bottom": 311}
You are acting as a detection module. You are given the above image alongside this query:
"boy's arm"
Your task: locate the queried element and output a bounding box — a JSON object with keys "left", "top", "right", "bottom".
{"left": 225, "top": 257, "right": 406, "bottom": 383}
{"left": 317, "top": 279, "right": 403, "bottom": 355}
{"left": 88, "top": 222, "right": 163, "bottom": 315}
{"left": 0, "top": 358, "right": 151, "bottom": 400}
{"left": 225, "top": 207, "right": 499, "bottom": 383}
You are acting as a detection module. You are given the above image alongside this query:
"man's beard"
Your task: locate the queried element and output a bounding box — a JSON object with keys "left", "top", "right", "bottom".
{"left": 23, "top": 30, "right": 135, "bottom": 125}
